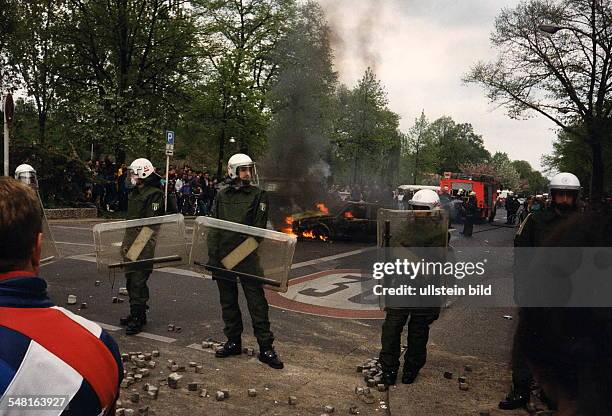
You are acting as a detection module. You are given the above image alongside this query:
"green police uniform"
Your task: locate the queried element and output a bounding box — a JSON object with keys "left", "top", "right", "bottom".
{"left": 123, "top": 175, "right": 164, "bottom": 310}
{"left": 508, "top": 205, "right": 590, "bottom": 401}
{"left": 379, "top": 210, "right": 446, "bottom": 384}
{"left": 210, "top": 183, "right": 274, "bottom": 349}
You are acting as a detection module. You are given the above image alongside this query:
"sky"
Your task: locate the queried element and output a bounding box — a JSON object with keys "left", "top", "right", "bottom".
{"left": 316, "top": 0, "right": 556, "bottom": 173}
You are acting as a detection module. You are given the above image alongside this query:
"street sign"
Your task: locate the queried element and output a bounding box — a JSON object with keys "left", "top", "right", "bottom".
{"left": 165, "top": 130, "right": 175, "bottom": 156}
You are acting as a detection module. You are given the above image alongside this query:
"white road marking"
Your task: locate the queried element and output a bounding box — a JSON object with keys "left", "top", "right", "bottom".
{"left": 97, "top": 321, "right": 177, "bottom": 343}
{"left": 290, "top": 247, "right": 376, "bottom": 269}
{"left": 56, "top": 241, "right": 95, "bottom": 247}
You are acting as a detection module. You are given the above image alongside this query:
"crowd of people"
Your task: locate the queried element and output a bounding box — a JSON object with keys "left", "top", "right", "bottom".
{"left": 82, "top": 158, "right": 221, "bottom": 216}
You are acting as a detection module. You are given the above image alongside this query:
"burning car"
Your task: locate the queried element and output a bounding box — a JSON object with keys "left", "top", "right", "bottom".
{"left": 283, "top": 201, "right": 384, "bottom": 242}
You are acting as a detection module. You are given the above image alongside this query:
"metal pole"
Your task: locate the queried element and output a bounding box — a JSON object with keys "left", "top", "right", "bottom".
{"left": 3, "top": 105, "right": 8, "bottom": 177}
{"left": 164, "top": 155, "right": 170, "bottom": 213}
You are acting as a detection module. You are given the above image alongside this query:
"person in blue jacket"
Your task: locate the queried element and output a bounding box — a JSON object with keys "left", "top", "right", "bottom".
{"left": 0, "top": 177, "right": 123, "bottom": 415}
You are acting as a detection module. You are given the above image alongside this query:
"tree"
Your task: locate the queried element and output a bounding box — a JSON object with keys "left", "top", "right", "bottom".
{"left": 193, "top": 0, "right": 295, "bottom": 177}
{"left": 4, "top": 0, "right": 65, "bottom": 143}
{"left": 461, "top": 152, "right": 521, "bottom": 190}
{"left": 58, "top": 0, "right": 198, "bottom": 164}
{"left": 332, "top": 68, "right": 401, "bottom": 185}
{"left": 512, "top": 160, "right": 549, "bottom": 193}
{"left": 403, "top": 111, "right": 430, "bottom": 184}
{"left": 466, "top": 0, "right": 612, "bottom": 200}
{"left": 542, "top": 127, "right": 612, "bottom": 190}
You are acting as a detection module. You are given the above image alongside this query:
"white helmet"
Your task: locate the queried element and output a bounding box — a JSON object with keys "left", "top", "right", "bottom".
{"left": 227, "top": 153, "right": 257, "bottom": 182}
{"left": 549, "top": 172, "right": 580, "bottom": 192}
{"left": 409, "top": 189, "right": 440, "bottom": 209}
{"left": 128, "top": 158, "right": 155, "bottom": 179}
{"left": 15, "top": 164, "right": 38, "bottom": 187}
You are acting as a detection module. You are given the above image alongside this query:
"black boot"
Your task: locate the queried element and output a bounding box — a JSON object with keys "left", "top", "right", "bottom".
{"left": 498, "top": 388, "right": 529, "bottom": 410}
{"left": 125, "top": 305, "right": 146, "bottom": 335}
{"left": 215, "top": 340, "right": 242, "bottom": 358}
{"left": 381, "top": 369, "right": 398, "bottom": 386}
{"left": 401, "top": 368, "right": 419, "bottom": 384}
{"left": 119, "top": 315, "right": 133, "bottom": 326}
{"left": 258, "top": 347, "right": 284, "bottom": 369}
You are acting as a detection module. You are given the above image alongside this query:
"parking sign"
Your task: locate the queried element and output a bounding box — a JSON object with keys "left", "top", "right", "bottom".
{"left": 165, "top": 130, "right": 175, "bottom": 156}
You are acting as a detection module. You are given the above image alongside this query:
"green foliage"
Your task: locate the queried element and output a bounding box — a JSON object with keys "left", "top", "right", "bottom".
{"left": 331, "top": 68, "right": 401, "bottom": 186}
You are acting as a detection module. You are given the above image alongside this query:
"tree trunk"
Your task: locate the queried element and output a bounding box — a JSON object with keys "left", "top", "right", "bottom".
{"left": 38, "top": 111, "right": 46, "bottom": 144}
{"left": 217, "top": 126, "right": 226, "bottom": 179}
{"left": 589, "top": 140, "right": 604, "bottom": 202}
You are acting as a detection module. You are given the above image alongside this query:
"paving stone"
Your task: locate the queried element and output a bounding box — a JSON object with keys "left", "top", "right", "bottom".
{"left": 94, "top": 280, "right": 101, "bottom": 286}
{"left": 167, "top": 373, "right": 182, "bottom": 389}
{"left": 138, "top": 406, "right": 149, "bottom": 415}
{"left": 288, "top": 396, "right": 298, "bottom": 405}
{"left": 167, "top": 324, "right": 175, "bottom": 332}
{"left": 246, "top": 348, "right": 255, "bottom": 356}
{"left": 175, "top": 326, "right": 182, "bottom": 333}
{"left": 195, "top": 365, "right": 203, "bottom": 374}
{"left": 189, "top": 362, "right": 197, "bottom": 368}
{"left": 377, "top": 384, "right": 387, "bottom": 392}
{"left": 134, "top": 374, "right": 143, "bottom": 381}
{"left": 124, "top": 410, "right": 134, "bottom": 416}
{"left": 147, "top": 361, "right": 156, "bottom": 369}
{"left": 119, "top": 287, "right": 129, "bottom": 296}
{"left": 152, "top": 350, "right": 160, "bottom": 357}
{"left": 199, "top": 389, "right": 208, "bottom": 398}
{"left": 120, "top": 380, "right": 130, "bottom": 389}
{"left": 443, "top": 371, "right": 453, "bottom": 379}
{"left": 458, "top": 376, "right": 467, "bottom": 383}
{"left": 354, "top": 387, "right": 364, "bottom": 395}
{"left": 188, "top": 383, "right": 199, "bottom": 392}
{"left": 112, "top": 297, "right": 119, "bottom": 303}
{"left": 138, "top": 369, "right": 150, "bottom": 377}
{"left": 121, "top": 353, "right": 130, "bottom": 362}
{"left": 67, "top": 295, "right": 77, "bottom": 305}
{"left": 324, "top": 405, "right": 335, "bottom": 413}
{"left": 349, "top": 406, "right": 359, "bottom": 415}
{"left": 220, "top": 389, "right": 230, "bottom": 398}
{"left": 117, "top": 297, "right": 125, "bottom": 303}
{"left": 215, "top": 391, "right": 225, "bottom": 401}
{"left": 248, "top": 388, "right": 257, "bottom": 397}
{"left": 129, "top": 392, "right": 140, "bottom": 403}
{"left": 366, "top": 379, "right": 376, "bottom": 387}
{"left": 80, "top": 302, "right": 88, "bottom": 309}
{"left": 116, "top": 408, "right": 125, "bottom": 416}
{"left": 459, "top": 382, "right": 469, "bottom": 391}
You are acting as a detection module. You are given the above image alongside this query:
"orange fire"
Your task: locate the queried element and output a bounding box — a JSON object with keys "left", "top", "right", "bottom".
{"left": 344, "top": 211, "right": 354, "bottom": 219}
{"left": 316, "top": 203, "right": 329, "bottom": 214}
{"left": 281, "top": 216, "right": 297, "bottom": 237}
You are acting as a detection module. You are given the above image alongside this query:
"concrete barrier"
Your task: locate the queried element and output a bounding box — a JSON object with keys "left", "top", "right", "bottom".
{"left": 45, "top": 208, "right": 98, "bottom": 220}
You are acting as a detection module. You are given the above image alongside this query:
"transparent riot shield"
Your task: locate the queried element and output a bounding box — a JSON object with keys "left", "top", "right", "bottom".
{"left": 190, "top": 217, "right": 297, "bottom": 293}
{"left": 40, "top": 209, "right": 60, "bottom": 264}
{"left": 374, "top": 209, "right": 449, "bottom": 309}
{"left": 93, "top": 214, "right": 188, "bottom": 277}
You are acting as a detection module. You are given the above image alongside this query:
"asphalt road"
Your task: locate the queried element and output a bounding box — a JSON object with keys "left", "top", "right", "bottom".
{"left": 42, "top": 211, "right": 518, "bottom": 363}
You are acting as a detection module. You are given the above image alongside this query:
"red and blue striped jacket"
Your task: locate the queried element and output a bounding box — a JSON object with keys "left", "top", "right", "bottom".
{"left": 0, "top": 271, "right": 123, "bottom": 415}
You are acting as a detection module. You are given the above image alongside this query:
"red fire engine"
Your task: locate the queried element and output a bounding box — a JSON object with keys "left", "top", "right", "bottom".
{"left": 440, "top": 172, "right": 498, "bottom": 221}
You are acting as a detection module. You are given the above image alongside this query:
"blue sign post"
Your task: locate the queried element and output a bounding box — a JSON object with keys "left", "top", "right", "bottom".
{"left": 164, "top": 130, "right": 175, "bottom": 212}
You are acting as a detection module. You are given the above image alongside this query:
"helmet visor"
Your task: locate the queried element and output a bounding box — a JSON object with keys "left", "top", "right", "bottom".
{"left": 16, "top": 171, "right": 38, "bottom": 188}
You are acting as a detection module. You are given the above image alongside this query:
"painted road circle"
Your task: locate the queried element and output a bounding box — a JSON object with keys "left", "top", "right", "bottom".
{"left": 266, "top": 269, "right": 384, "bottom": 319}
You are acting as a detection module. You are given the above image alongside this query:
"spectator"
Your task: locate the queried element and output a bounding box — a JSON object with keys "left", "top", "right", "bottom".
{"left": 0, "top": 177, "right": 123, "bottom": 415}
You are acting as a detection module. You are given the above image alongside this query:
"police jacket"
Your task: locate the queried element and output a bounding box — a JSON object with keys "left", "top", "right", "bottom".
{"left": 208, "top": 183, "right": 269, "bottom": 278}
{"left": 0, "top": 271, "right": 123, "bottom": 415}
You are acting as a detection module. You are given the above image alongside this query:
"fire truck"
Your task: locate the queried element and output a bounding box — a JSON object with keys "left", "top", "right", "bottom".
{"left": 440, "top": 172, "right": 498, "bottom": 221}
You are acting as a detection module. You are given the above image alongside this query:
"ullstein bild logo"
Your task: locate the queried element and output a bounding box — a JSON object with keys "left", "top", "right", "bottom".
{"left": 372, "top": 259, "right": 487, "bottom": 280}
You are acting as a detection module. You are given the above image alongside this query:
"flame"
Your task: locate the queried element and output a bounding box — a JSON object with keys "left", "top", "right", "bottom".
{"left": 280, "top": 214, "right": 329, "bottom": 242}
{"left": 344, "top": 211, "right": 354, "bottom": 219}
{"left": 281, "top": 216, "right": 297, "bottom": 237}
{"left": 316, "top": 203, "right": 329, "bottom": 214}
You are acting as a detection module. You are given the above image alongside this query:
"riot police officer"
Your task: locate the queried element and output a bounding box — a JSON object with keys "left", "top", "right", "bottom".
{"left": 121, "top": 158, "right": 164, "bottom": 335}
{"left": 211, "top": 153, "right": 283, "bottom": 369}
{"left": 379, "top": 189, "right": 443, "bottom": 386}
{"left": 499, "top": 172, "right": 585, "bottom": 410}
